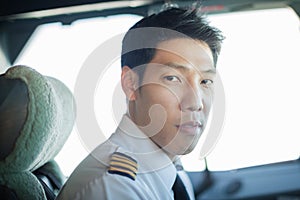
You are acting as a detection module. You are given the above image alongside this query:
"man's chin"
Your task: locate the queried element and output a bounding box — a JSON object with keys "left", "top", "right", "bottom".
{"left": 165, "top": 147, "right": 196, "bottom": 158}
{"left": 181, "top": 147, "right": 195, "bottom": 155}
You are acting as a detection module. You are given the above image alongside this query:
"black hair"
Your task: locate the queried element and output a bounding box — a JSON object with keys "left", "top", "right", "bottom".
{"left": 121, "top": 7, "right": 224, "bottom": 72}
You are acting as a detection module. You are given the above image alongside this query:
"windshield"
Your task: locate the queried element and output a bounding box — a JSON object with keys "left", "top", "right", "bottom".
{"left": 15, "top": 7, "right": 300, "bottom": 175}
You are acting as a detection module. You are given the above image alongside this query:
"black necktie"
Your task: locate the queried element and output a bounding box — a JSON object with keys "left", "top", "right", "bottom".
{"left": 172, "top": 174, "right": 191, "bottom": 200}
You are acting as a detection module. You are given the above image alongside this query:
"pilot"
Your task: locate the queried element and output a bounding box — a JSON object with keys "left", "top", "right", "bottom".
{"left": 56, "top": 6, "right": 224, "bottom": 200}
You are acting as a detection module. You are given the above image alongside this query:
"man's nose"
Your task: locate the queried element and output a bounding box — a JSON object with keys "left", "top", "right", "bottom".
{"left": 180, "top": 83, "right": 204, "bottom": 112}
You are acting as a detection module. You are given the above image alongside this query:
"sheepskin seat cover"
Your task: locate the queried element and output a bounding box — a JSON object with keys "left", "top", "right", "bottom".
{"left": 0, "top": 66, "right": 76, "bottom": 199}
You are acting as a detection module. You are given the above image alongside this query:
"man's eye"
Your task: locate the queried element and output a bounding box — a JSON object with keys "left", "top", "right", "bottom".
{"left": 164, "top": 76, "right": 181, "bottom": 82}
{"left": 201, "top": 79, "right": 213, "bottom": 86}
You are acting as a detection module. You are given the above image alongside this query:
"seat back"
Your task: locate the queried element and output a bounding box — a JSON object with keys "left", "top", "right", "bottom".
{"left": 0, "top": 66, "right": 76, "bottom": 199}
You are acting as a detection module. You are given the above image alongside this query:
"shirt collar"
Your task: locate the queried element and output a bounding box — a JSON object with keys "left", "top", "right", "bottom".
{"left": 109, "top": 114, "right": 177, "bottom": 190}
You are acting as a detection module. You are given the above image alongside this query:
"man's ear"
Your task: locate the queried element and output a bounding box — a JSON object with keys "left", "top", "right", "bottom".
{"left": 121, "top": 66, "right": 138, "bottom": 101}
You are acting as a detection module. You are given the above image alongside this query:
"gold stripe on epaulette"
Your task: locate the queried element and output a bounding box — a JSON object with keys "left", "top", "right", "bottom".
{"left": 108, "top": 152, "right": 138, "bottom": 181}
{"left": 111, "top": 155, "right": 138, "bottom": 168}
{"left": 110, "top": 161, "right": 137, "bottom": 172}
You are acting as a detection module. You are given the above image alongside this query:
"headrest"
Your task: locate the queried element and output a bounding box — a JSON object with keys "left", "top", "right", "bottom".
{"left": 0, "top": 65, "right": 76, "bottom": 173}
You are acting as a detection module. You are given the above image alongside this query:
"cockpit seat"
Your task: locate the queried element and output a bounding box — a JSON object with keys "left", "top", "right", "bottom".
{"left": 0, "top": 66, "right": 76, "bottom": 200}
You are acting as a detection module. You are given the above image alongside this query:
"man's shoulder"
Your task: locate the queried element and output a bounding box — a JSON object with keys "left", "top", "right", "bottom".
{"left": 56, "top": 139, "right": 142, "bottom": 199}
{"left": 71, "top": 138, "right": 138, "bottom": 180}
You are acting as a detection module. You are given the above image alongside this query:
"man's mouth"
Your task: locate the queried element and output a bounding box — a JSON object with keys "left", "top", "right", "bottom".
{"left": 176, "top": 121, "right": 203, "bottom": 135}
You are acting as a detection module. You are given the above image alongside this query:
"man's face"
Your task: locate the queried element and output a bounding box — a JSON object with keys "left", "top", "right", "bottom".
{"left": 129, "top": 38, "right": 215, "bottom": 158}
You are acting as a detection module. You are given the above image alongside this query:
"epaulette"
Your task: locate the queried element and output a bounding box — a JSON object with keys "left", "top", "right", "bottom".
{"left": 108, "top": 152, "right": 138, "bottom": 181}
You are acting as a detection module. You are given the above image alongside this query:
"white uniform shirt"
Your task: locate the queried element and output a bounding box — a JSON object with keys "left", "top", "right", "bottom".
{"left": 56, "top": 115, "right": 195, "bottom": 200}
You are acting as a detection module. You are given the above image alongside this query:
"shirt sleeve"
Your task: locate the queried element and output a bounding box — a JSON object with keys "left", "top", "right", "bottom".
{"left": 60, "top": 171, "right": 151, "bottom": 200}
{"left": 102, "top": 171, "right": 150, "bottom": 200}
